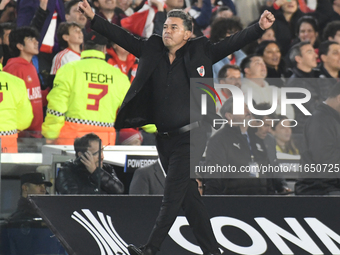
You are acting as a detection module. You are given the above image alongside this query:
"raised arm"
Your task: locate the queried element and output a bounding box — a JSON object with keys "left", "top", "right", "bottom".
{"left": 209, "top": 10, "right": 275, "bottom": 64}
{"left": 30, "top": 0, "right": 50, "bottom": 33}
{"left": 79, "top": 0, "right": 144, "bottom": 58}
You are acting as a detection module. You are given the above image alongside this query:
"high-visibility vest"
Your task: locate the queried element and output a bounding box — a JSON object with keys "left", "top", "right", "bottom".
{"left": 0, "top": 66, "right": 33, "bottom": 152}
{"left": 42, "top": 50, "right": 131, "bottom": 145}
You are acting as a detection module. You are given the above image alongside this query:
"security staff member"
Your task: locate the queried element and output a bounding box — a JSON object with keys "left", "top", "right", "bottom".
{"left": 0, "top": 46, "right": 33, "bottom": 152}
{"left": 42, "top": 31, "right": 131, "bottom": 145}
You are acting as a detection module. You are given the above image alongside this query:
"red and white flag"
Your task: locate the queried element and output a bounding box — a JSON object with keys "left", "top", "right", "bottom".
{"left": 121, "top": 3, "right": 159, "bottom": 38}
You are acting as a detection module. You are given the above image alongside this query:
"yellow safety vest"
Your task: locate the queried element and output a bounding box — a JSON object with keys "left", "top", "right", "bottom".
{"left": 0, "top": 66, "right": 33, "bottom": 134}
{"left": 42, "top": 50, "right": 131, "bottom": 139}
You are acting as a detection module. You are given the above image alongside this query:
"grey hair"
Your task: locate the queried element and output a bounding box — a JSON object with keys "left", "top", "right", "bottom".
{"left": 289, "top": 41, "right": 311, "bottom": 66}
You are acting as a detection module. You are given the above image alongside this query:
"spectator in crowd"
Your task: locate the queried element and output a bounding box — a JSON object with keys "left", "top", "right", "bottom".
{"left": 240, "top": 54, "right": 294, "bottom": 118}
{"left": 116, "top": 0, "right": 134, "bottom": 16}
{"left": 118, "top": 128, "right": 143, "bottom": 145}
{"left": 153, "top": 0, "right": 212, "bottom": 37}
{"left": 295, "top": 82, "right": 340, "bottom": 195}
{"left": 210, "top": 0, "right": 236, "bottom": 16}
{"left": 249, "top": 103, "right": 280, "bottom": 164}
{"left": 286, "top": 41, "right": 319, "bottom": 139}
{"left": 92, "top": 0, "right": 126, "bottom": 25}
{"left": 215, "top": 64, "right": 241, "bottom": 113}
{"left": 271, "top": 115, "right": 299, "bottom": 155}
{"left": 129, "top": 160, "right": 165, "bottom": 195}
{"left": 11, "top": 173, "right": 51, "bottom": 218}
{"left": 317, "top": 40, "right": 340, "bottom": 100}
{"left": 334, "top": 0, "right": 340, "bottom": 18}
{"left": 249, "top": 103, "right": 291, "bottom": 193}
{"left": 42, "top": 31, "right": 130, "bottom": 145}
{"left": 242, "top": 21, "right": 276, "bottom": 55}
{"left": 291, "top": 15, "right": 320, "bottom": 54}
{"left": 0, "top": 22, "right": 16, "bottom": 66}
{"left": 65, "top": 0, "right": 87, "bottom": 29}
{"left": 266, "top": 0, "right": 329, "bottom": 56}
{"left": 6, "top": 173, "right": 65, "bottom": 255}
{"left": 107, "top": 42, "right": 138, "bottom": 83}
{"left": 0, "top": 22, "right": 15, "bottom": 46}
{"left": 56, "top": 133, "right": 125, "bottom": 194}
{"left": 256, "top": 40, "right": 288, "bottom": 88}
{"left": 258, "top": 26, "right": 276, "bottom": 43}
{"left": 201, "top": 5, "right": 234, "bottom": 38}
{"left": 117, "top": 0, "right": 164, "bottom": 38}
{"left": 323, "top": 20, "right": 340, "bottom": 44}
{"left": 4, "top": 27, "right": 44, "bottom": 139}
{"left": 50, "top": 22, "right": 83, "bottom": 75}
{"left": 16, "top": 0, "right": 66, "bottom": 72}
{"left": 211, "top": 6, "right": 234, "bottom": 20}
{"left": 233, "top": 0, "right": 262, "bottom": 27}
{"left": 205, "top": 98, "right": 276, "bottom": 195}
{"left": 15, "top": 0, "right": 56, "bottom": 109}
{"left": 13, "top": 0, "right": 55, "bottom": 103}
{"left": 0, "top": 45, "right": 33, "bottom": 153}
{"left": 326, "top": 0, "right": 340, "bottom": 25}
{"left": 210, "top": 17, "right": 246, "bottom": 80}
{"left": 265, "top": 0, "right": 304, "bottom": 56}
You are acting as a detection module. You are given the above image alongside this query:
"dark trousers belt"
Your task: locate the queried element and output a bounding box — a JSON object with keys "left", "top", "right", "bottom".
{"left": 157, "top": 121, "right": 201, "bottom": 138}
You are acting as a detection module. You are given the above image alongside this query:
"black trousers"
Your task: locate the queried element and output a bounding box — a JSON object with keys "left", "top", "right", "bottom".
{"left": 146, "top": 125, "right": 219, "bottom": 254}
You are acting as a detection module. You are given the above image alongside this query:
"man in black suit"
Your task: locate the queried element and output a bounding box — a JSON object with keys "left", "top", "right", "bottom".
{"left": 79, "top": 1, "right": 275, "bottom": 254}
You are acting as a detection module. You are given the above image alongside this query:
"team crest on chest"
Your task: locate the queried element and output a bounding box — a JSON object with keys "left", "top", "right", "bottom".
{"left": 197, "top": 65, "right": 205, "bottom": 77}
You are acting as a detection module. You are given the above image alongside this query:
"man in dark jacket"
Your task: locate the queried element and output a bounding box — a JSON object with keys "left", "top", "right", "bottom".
{"left": 6, "top": 173, "right": 65, "bottom": 255}
{"left": 56, "top": 133, "right": 124, "bottom": 194}
{"left": 286, "top": 41, "right": 319, "bottom": 148}
{"left": 317, "top": 40, "right": 340, "bottom": 101}
{"left": 295, "top": 82, "right": 340, "bottom": 195}
{"left": 10, "top": 172, "right": 52, "bottom": 220}
{"left": 79, "top": 2, "right": 274, "bottom": 254}
{"left": 205, "top": 98, "right": 275, "bottom": 195}
{"left": 248, "top": 103, "right": 290, "bottom": 193}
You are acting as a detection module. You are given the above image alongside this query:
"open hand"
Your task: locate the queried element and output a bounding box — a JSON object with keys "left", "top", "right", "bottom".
{"left": 80, "top": 151, "right": 97, "bottom": 173}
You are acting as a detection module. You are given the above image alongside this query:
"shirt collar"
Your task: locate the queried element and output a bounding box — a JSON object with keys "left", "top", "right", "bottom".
{"left": 163, "top": 42, "right": 188, "bottom": 58}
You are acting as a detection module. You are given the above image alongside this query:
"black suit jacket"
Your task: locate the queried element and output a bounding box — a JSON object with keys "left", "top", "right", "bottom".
{"left": 91, "top": 15, "right": 264, "bottom": 129}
